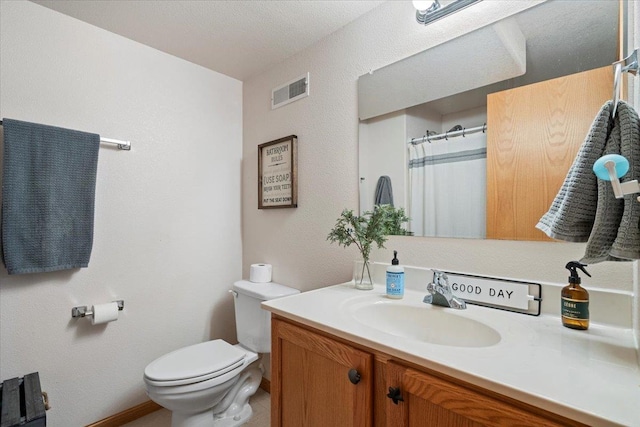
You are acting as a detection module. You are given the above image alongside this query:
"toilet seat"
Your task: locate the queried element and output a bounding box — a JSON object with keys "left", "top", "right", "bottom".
{"left": 144, "top": 340, "right": 247, "bottom": 387}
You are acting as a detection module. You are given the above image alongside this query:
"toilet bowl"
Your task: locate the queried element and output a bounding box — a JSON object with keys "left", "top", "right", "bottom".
{"left": 144, "top": 340, "right": 260, "bottom": 427}
{"left": 143, "top": 281, "right": 299, "bottom": 427}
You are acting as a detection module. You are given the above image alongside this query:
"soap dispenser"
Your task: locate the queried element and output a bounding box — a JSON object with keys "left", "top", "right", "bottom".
{"left": 562, "top": 261, "right": 591, "bottom": 330}
{"left": 386, "top": 251, "right": 405, "bottom": 299}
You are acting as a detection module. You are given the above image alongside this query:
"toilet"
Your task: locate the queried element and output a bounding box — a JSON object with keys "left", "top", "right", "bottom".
{"left": 143, "top": 280, "right": 299, "bottom": 427}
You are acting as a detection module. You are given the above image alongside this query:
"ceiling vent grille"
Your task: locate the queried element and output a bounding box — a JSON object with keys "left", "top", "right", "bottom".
{"left": 272, "top": 73, "right": 309, "bottom": 109}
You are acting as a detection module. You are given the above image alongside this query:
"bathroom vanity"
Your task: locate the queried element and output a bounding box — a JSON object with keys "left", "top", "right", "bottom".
{"left": 263, "top": 281, "right": 640, "bottom": 427}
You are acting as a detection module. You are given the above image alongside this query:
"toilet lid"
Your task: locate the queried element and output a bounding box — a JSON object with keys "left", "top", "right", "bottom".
{"left": 144, "top": 340, "right": 246, "bottom": 384}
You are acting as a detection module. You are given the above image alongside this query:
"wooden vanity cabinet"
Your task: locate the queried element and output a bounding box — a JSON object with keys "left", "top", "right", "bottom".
{"left": 384, "top": 362, "right": 578, "bottom": 427}
{"left": 270, "top": 317, "right": 373, "bottom": 427}
{"left": 272, "top": 316, "right": 587, "bottom": 427}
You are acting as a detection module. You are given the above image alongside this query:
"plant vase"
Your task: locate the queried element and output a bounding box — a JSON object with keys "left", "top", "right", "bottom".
{"left": 354, "top": 260, "right": 374, "bottom": 290}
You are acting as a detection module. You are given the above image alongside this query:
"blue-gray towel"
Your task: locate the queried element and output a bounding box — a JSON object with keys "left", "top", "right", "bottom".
{"left": 609, "top": 102, "right": 640, "bottom": 260}
{"left": 536, "top": 102, "right": 614, "bottom": 242}
{"left": 1, "top": 118, "right": 100, "bottom": 274}
{"left": 536, "top": 101, "right": 640, "bottom": 263}
{"left": 374, "top": 175, "right": 394, "bottom": 207}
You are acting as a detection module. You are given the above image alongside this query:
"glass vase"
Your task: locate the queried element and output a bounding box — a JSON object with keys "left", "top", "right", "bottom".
{"left": 354, "top": 260, "right": 374, "bottom": 290}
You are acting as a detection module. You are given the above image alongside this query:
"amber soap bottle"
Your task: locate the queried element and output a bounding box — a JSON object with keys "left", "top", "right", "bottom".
{"left": 561, "top": 261, "right": 591, "bottom": 330}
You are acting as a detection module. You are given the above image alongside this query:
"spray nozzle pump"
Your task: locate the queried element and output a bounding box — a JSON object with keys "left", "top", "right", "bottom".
{"left": 565, "top": 261, "right": 591, "bottom": 284}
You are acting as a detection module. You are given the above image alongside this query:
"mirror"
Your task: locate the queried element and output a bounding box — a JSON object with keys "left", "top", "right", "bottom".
{"left": 358, "top": 0, "right": 620, "bottom": 239}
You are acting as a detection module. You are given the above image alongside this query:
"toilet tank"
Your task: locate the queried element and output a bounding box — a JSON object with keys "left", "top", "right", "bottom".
{"left": 232, "top": 280, "right": 299, "bottom": 353}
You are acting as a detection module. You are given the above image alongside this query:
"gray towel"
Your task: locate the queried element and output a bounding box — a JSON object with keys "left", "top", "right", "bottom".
{"left": 536, "top": 102, "right": 614, "bottom": 242}
{"left": 1, "top": 118, "right": 100, "bottom": 274}
{"left": 610, "top": 102, "right": 640, "bottom": 260}
{"left": 374, "top": 175, "right": 394, "bottom": 207}
{"left": 580, "top": 101, "right": 634, "bottom": 263}
{"left": 536, "top": 101, "right": 640, "bottom": 263}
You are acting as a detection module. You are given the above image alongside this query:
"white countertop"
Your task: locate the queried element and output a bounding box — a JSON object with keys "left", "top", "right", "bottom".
{"left": 262, "top": 283, "right": 640, "bottom": 427}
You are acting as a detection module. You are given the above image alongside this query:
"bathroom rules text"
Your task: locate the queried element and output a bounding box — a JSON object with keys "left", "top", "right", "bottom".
{"left": 259, "top": 137, "right": 295, "bottom": 208}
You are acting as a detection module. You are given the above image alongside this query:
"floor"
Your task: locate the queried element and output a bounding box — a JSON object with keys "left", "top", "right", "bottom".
{"left": 122, "top": 388, "right": 270, "bottom": 427}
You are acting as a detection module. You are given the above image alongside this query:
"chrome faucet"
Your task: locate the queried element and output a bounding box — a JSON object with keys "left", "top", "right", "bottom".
{"left": 423, "top": 271, "right": 467, "bottom": 309}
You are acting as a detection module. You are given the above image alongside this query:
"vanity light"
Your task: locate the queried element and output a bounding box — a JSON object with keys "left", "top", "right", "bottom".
{"left": 412, "top": 0, "right": 440, "bottom": 14}
{"left": 413, "top": 0, "right": 482, "bottom": 25}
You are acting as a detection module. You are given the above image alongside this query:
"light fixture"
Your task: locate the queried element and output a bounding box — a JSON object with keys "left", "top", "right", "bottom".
{"left": 413, "top": 0, "right": 482, "bottom": 25}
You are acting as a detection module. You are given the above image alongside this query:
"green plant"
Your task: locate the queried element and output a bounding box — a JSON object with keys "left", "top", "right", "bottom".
{"left": 327, "top": 205, "right": 409, "bottom": 287}
{"left": 385, "top": 206, "right": 410, "bottom": 236}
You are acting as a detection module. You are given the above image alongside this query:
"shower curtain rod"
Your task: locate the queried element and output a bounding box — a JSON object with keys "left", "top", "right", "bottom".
{"left": 408, "top": 123, "right": 487, "bottom": 145}
{"left": 0, "top": 120, "right": 131, "bottom": 150}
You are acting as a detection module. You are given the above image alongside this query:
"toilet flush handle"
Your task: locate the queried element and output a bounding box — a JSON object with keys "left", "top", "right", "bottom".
{"left": 229, "top": 290, "right": 238, "bottom": 298}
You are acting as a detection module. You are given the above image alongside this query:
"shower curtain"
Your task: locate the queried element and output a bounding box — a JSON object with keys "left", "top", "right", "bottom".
{"left": 408, "top": 133, "right": 487, "bottom": 238}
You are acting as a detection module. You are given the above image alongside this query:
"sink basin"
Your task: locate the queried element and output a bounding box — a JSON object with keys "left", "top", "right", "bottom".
{"left": 350, "top": 300, "right": 501, "bottom": 348}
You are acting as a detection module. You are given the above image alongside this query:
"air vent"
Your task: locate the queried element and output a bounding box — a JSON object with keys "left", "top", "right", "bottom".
{"left": 271, "top": 73, "right": 309, "bottom": 109}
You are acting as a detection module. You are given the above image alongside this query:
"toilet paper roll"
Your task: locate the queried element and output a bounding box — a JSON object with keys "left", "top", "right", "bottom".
{"left": 250, "top": 263, "right": 272, "bottom": 283}
{"left": 91, "top": 302, "right": 119, "bottom": 325}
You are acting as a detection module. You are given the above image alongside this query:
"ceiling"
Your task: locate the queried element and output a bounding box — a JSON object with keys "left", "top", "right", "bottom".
{"left": 31, "top": 0, "right": 385, "bottom": 81}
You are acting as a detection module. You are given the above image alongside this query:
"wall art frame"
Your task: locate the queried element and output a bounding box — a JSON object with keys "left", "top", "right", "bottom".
{"left": 258, "top": 135, "right": 298, "bottom": 209}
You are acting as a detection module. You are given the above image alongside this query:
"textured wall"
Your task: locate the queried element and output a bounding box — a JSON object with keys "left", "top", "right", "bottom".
{"left": 242, "top": 1, "right": 635, "bottom": 301}
{"left": 359, "top": 111, "right": 406, "bottom": 213}
{"left": 0, "top": 1, "right": 242, "bottom": 425}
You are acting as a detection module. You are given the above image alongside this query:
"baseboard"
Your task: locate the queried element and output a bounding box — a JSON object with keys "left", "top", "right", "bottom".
{"left": 86, "top": 378, "right": 271, "bottom": 426}
{"left": 86, "top": 400, "right": 162, "bottom": 427}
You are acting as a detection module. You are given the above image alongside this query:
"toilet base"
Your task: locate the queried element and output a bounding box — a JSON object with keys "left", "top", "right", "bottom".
{"left": 213, "top": 403, "right": 253, "bottom": 427}
{"left": 211, "top": 363, "right": 262, "bottom": 426}
{"left": 169, "top": 363, "right": 263, "bottom": 427}
{"left": 171, "top": 403, "right": 253, "bottom": 427}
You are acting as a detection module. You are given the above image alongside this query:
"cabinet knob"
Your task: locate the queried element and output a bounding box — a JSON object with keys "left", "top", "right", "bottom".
{"left": 387, "top": 387, "right": 404, "bottom": 404}
{"left": 348, "top": 369, "right": 361, "bottom": 384}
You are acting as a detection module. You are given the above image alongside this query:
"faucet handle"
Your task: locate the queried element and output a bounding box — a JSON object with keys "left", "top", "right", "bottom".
{"left": 432, "top": 271, "right": 452, "bottom": 294}
{"left": 428, "top": 270, "right": 441, "bottom": 291}
{"left": 427, "top": 270, "right": 444, "bottom": 295}
{"left": 432, "top": 270, "right": 448, "bottom": 283}
{"left": 425, "top": 270, "right": 467, "bottom": 309}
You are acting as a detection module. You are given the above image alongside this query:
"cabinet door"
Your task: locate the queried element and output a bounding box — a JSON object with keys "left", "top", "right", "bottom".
{"left": 385, "top": 362, "right": 576, "bottom": 427}
{"left": 271, "top": 317, "right": 373, "bottom": 427}
{"left": 486, "top": 66, "right": 612, "bottom": 241}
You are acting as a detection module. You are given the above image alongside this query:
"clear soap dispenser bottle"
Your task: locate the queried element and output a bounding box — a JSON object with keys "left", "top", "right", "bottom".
{"left": 562, "top": 261, "right": 591, "bottom": 330}
{"left": 386, "top": 251, "right": 405, "bottom": 299}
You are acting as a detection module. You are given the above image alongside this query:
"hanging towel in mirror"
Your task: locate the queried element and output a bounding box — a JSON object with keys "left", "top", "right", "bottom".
{"left": 374, "top": 175, "right": 394, "bottom": 207}
{"left": 609, "top": 101, "right": 640, "bottom": 261}
{"left": 580, "top": 100, "right": 636, "bottom": 263}
{"left": 536, "top": 101, "right": 615, "bottom": 242}
{"left": 536, "top": 101, "right": 639, "bottom": 263}
{"left": 1, "top": 118, "right": 100, "bottom": 274}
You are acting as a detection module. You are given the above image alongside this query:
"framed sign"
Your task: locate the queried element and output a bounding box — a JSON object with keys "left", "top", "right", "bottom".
{"left": 258, "top": 135, "right": 298, "bottom": 209}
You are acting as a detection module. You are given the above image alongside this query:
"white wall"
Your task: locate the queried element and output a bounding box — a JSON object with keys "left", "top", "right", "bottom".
{"left": 0, "top": 2, "right": 242, "bottom": 425}
{"left": 405, "top": 103, "right": 441, "bottom": 138}
{"left": 242, "top": 0, "right": 635, "bottom": 313}
{"left": 441, "top": 106, "right": 487, "bottom": 134}
{"left": 359, "top": 111, "right": 406, "bottom": 213}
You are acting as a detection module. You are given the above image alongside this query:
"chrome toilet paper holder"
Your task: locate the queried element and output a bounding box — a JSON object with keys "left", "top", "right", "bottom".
{"left": 71, "top": 300, "right": 124, "bottom": 319}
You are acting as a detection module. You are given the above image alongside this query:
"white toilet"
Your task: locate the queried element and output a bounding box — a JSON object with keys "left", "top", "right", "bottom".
{"left": 143, "top": 280, "right": 299, "bottom": 427}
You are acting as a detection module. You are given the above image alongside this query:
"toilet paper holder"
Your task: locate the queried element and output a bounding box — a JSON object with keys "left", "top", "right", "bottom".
{"left": 71, "top": 300, "right": 124, "bottom": 319}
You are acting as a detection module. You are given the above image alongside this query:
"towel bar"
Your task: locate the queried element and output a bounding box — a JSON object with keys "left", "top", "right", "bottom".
{"left": 0, "top": 120, "right": 131, "bottom": 150}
